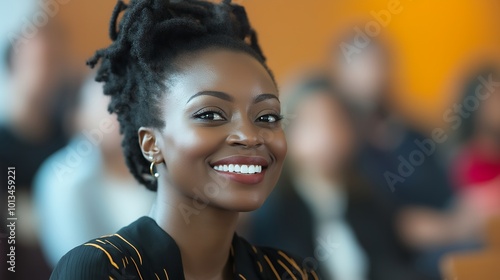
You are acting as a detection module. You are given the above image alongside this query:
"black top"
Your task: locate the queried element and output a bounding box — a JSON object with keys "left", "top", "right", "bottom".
{"left": 50, "top": 216, "right": 319, "bottom": 280}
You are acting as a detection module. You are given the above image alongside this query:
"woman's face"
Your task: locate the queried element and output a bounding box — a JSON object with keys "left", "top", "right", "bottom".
{"left": 142, "top": 49, "right": 286, "bottom": 212}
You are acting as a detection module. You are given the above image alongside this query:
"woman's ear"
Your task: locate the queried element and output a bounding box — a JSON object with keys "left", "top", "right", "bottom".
{"left": 138, "top": 127, "right": 163, "bottom": 162}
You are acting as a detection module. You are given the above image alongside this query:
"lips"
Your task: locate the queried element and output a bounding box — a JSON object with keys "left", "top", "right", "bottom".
{"left": 210, "top": 156, "right": 269, "bottom": 184}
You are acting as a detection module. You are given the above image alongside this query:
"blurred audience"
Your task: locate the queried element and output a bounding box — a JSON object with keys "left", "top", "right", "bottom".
{"left": 0, "top": 19, "right": 78, "bottom": 279}
{"left": 244, "top": 75, "right": 424, "bottom": 280}
{"left": 330, "top": 36, "right": 454, "bottom": 210}
{"left": 34, "top": 74, "right": 156, "bottom": 267}
{"left": 0, "top": 19, "right": 76, "bottom": 190}
{"left": 397, "top": 68, "right": 500, "bottom": 278}
{"left": 0, "top": 3, "right": 496, "bottom": 280}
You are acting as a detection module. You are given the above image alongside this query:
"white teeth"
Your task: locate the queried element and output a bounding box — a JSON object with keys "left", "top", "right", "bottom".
{"left": 212, "top": 164, "right": 263, "bottom": 174}
{"left": 241, "top": 165, "right": 248, "bottom": 173}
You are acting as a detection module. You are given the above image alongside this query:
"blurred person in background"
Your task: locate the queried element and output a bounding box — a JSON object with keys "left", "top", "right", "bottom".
{"left": 0, "top": 18, "right": 78, "bottom": 279}
{"left": 451, "top": 68, "right": 500, "bottom": 211}
{"left": 0, "top": 19, "right": 76, "bottom": 189}
{"left": 330, "top": 35, "right": 454, "bottom": 210}
{"left": 397, "top": 68, "right": 500, "bottom": 278}
{"left": 328, "top": 33, "right": 457, "bottom": 279}
{"left": 245, "top": 75, "right": 424, "bottom": 280}
{"left": 33, "top": 74, "right": 156, "bottom": 267}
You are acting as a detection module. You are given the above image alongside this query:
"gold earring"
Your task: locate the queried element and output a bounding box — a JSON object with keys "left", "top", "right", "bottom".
{"left": 150, "top": 161, "right": 159, "bottom": 178}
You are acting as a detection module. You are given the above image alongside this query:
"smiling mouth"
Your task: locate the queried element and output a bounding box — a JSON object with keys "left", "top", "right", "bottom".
{"left": 212, "top": 164, "right": 264, "bottom": 174}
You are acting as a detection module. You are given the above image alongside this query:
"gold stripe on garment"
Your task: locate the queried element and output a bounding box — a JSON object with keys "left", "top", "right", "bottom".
{"left": 84, "top": 243, "right": 119, "bottom": 269}
{"left": 263, "top": 255, "right": 280, "bottom": 279}
{"left": 278, "top": 259, "right": 297, "bottom": 280}
{"left": 163, "top": 268, "right": 170, "bottom": 280}
{"left": 96, "top": 239, "right": 106, "bottom": 244}
{"left": 311, "top": 270, "right": 319, "bottom": 280}
{"left": 155, "top": 273, "right": 160, "bottom": 280}
{"left": 105, "top": 239, "right": 123, "bottom": 253}
{"left": 122, "top": 258, "right": 126, "bottom": 268}
{"left": 130, "top": 255, "right": 144, "bottom": 280}
{"left": 251, "top": 245, "right": 258, "bottom": 253}
{"left": 278, "top": 251, "right": 305, "bottom": 279}
{"left": 302, "top": 268, "right": 309, "bottom": 280}
{"left": 238, "top": 274, "right": 247, "bottom": 280}
{"left": 257, "top": 261, "right": 263, "bottom": 273}
{"left": 114, "top": 234, "right": 143, "bottom": 264}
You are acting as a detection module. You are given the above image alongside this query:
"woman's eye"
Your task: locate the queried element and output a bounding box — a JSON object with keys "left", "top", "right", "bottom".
{"left": 194, "top": 111, "right": 226, "bottom": 121}
{"left": 256, "top": 114, "right": 283, "bottom": 123}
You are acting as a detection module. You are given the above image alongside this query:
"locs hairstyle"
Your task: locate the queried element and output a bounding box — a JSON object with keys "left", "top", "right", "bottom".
{"left": 87, "top": 0, "right": 274, "bottom": 191}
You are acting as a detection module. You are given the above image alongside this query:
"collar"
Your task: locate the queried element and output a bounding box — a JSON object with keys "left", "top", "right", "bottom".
{"left": 117, "top": 216, "right": 263, "bottom": 280}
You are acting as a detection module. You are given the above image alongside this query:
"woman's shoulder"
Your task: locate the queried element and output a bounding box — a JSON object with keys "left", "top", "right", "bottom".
{"left": 50, "top": 218, "right": 153, "bottom": 280}
{"left": 50, "top": 236, "right": 130, "bottom": 280}
{"left": 237, "top": 236, "right": 321, "bottom": 280}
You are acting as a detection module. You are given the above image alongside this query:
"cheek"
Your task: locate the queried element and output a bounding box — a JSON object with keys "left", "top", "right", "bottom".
{"left": 266, "top": 129, "right": 287, "bottom": 165}
{"left": 163, "top": 126, "right": 222, "bottom": 165}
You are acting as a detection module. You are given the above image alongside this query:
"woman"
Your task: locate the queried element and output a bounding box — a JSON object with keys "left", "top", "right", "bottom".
{"left": 50, "top": 1, "right": 317, "bottom": 279}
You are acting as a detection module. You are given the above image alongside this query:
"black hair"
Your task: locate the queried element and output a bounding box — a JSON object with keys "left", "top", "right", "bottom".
{"left": 87, "top": 0, "right": 273, "bottom": 191}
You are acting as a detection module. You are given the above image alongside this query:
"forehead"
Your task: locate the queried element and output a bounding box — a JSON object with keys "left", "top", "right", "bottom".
{"left": 166, "top": 49, "right": 277, "bottom": 102}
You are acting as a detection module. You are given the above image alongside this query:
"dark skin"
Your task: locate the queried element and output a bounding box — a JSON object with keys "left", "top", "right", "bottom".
{"left": 138, "top": 49, "right": 287, "bottom": 280}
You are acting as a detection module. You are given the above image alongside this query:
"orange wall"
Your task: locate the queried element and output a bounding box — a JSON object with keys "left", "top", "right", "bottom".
{"left": 57, "top": 0, "right": 500, "bottom": 131}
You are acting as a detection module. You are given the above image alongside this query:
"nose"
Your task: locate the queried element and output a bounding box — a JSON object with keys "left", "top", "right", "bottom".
{"left": 226, "top": 118, "right": 263, "bottom": 148}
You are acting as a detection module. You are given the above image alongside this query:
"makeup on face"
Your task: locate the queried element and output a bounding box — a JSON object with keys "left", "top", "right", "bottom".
{"left": 185, "top": 90, "right": 282, "bottom": 186}
{"left": 153, "top": 49, "right": 287, "bottom": 211}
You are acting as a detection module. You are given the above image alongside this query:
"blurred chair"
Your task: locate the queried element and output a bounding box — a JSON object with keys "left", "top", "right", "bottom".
{"left": 485, "top": 215, "right": 500, "bottom": 250}
{"left": 441, "top": 250, "right": 500, "bottom": 280}
{"left": 440, "top": 216, "right": 500, "bottom": 280}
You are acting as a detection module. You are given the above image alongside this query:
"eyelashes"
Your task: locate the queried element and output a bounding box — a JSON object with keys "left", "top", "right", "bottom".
{"left": 192, "top": 109, "right": 283, "bottom": 124}
{"left": 256, "top": 114, "right": 284, "bottom": 123}
{"left": 193, "top": 108, "right": 226, "bottom": 121}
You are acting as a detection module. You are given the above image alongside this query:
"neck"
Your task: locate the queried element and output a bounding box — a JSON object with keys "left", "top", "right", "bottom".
{"left": 150, "top": 181, "right": 238, "bottom": 280}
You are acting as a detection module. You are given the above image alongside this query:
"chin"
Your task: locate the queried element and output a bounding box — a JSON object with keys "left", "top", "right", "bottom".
{"left": 214, "top": 193, "right": 268, "bottom": 212}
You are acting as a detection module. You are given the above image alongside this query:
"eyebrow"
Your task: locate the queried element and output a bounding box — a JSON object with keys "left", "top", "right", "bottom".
{"left": 186, "top": 91, "right": 280, "bottom": 104}
{"left": 186, "top": 91, "right": 233, "bottom": 104}
{"left": 253, "top": 93, "right": 280, "bottom": 104}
